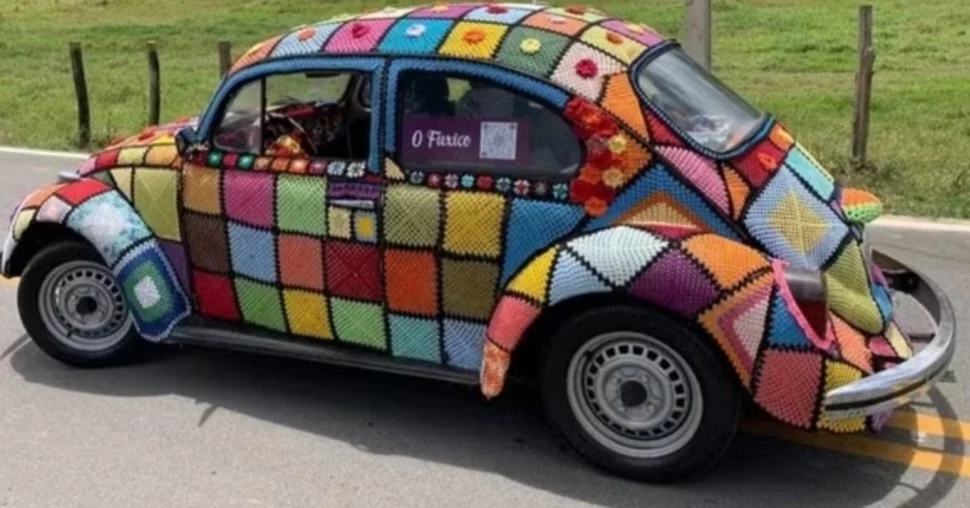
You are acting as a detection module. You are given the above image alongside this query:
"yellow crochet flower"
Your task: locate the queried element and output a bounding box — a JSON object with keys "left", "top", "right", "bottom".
{"left": 520, "top": 38, "right": 542, "bottom": 54}
{"left": 607, "top": 134, "right": 628, "bottom": 154}
{"left": 602, "top": 168, "right": 626, "bottom": 188}
{"left": 431, "top": 4, "right": 449, "bottom": 12}
{"left": 624, "top": 22, "right": 645, "bottom": 34}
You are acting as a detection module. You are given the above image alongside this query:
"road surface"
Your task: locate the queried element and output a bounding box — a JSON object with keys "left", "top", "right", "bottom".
{"left": 0, "top": 150, "right": 968, "bottom": 507}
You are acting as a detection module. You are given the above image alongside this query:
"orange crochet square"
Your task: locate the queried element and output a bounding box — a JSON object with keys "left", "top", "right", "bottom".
{"left": 278, "top": 234, "right": 325, "bottom": 291}
{"left": 385, "top": 249, "right": 438, "bottom": 316}
{"left": 522, "top": 12, "right": 587, "bottom": 36}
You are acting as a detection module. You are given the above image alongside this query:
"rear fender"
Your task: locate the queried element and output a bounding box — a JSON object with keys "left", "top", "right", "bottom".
{"left": 481, "top": 224, "right": 866, "bottom": 431}
{"left": 2, "top": 179, "right": 190, "bottom": 341}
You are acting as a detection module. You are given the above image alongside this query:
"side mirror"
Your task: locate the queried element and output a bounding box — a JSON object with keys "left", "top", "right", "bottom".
{"left": 175, "top": 128, "right": 196, "bottom": 155}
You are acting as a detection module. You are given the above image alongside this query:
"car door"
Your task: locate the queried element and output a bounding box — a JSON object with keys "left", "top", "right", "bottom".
{"left": 381, "top": 63, "right": 585, "bottom": 371}
{"left": 179, "top": 60, "right": 388, "bottom": 351}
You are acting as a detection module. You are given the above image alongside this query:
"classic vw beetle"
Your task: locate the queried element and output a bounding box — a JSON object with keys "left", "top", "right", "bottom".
{"left": 2, "top": 3, "right": 955, "bottom": 482}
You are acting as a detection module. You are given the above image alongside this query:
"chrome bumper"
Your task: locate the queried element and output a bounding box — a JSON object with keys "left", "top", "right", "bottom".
{"left": 822, "top": 249, "right": 956, "bottom": 420}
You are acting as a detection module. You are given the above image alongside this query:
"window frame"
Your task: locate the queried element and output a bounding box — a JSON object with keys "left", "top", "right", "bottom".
{"left": 210, "top": 70, "right": 364, "bottom": 156}
{"left": 390, "top": 67, "right": 587, "bottom": 183}
{"left": 630, "top": 42, "right": 773, "bottom": 160}
{"left": 194, "top": 56, "right": 386, "bottom": 172}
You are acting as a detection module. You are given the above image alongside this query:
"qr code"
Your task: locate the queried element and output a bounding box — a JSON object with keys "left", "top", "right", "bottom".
{"left": 479, "top": 121, "right": 518, "bottom": 161}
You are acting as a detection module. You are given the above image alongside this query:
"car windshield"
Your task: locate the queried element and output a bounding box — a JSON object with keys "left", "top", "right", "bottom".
{"left": 635, "top": 48, "right": 763, "bottom": 152}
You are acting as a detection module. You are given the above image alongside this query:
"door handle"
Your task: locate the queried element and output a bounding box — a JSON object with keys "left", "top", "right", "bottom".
{"left": 330, "top": 199, "right": 375, "bottom": 210}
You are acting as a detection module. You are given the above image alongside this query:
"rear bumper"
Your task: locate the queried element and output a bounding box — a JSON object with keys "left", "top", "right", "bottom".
{"left": 821, "top": 249, "right": 956, "bottom": 420}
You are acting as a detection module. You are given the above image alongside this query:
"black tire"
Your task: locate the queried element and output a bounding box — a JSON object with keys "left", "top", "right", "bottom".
{"left": 539, "top": 304, "right": 740, "bottom": 483}
{"left": 18, "top": 241, "right": 145, "bottom": 367}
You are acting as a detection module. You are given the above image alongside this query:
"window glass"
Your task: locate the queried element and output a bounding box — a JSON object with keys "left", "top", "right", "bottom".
{"left": 212, "top": 71, "right": 364, "bottom": 159}
{"left": 396, "top": 72, "right": 582, "bottom": 178}
{"left": 635, "top": 48, "right": 763, "bottom": 152}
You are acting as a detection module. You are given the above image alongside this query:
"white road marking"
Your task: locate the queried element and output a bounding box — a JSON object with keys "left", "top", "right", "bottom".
{"left": 0, "top": 146, "right": 90, "bottom": 159}
{"left": 872, "top": 216, "right": 970, "bottom": 234}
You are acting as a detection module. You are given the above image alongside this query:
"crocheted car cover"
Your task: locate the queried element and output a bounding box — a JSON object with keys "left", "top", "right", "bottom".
{"left": 3, "top": 3, "right": 912, "bottom": 433}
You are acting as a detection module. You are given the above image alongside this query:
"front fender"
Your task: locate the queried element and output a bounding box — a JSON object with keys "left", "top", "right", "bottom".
{"left": 2, "top": 179, "right": 190, "bottom": 341}
{"left": 481, "top": 224, "right": 868, "bottom": 431}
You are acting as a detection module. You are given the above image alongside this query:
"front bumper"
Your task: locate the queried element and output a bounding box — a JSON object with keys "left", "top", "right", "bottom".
{"left": 822, "top": 249, "right": 956, "bottom": 420}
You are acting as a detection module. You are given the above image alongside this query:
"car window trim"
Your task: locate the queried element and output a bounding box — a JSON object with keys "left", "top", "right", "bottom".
{"left": 390, "top": 67, "right": 585, "bottom": 181}
{"left": 629, "top": 42, "right": 773, "bottom": 160}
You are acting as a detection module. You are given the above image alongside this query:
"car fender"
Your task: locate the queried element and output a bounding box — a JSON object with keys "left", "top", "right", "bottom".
{"left": 2, "top": 179, "right": 191, "bottom": 341}
{"left": 481, "top": 223, "right": 867, "bottom": 431}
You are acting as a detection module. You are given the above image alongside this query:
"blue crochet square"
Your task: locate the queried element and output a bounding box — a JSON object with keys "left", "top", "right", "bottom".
{"left": 443, "top": 319, "right": 485, "bottom": 370}
{"left": 379, "top": 19, "right": 454, "bottom": 54}
{"left": 228, "top": 221, "right": 277, "bottom": 283}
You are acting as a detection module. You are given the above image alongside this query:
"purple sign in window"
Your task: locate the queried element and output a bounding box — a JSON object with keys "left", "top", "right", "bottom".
{"left": 401, "top": 115, "right": 531, "bottom": 168}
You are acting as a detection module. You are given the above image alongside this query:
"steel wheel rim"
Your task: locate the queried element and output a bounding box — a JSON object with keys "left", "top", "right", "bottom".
{"left": 566, "top": 331, "right": 704, "bottom": 459}
{"left": 37, "top": 260, "right": 131, "bottom": 352}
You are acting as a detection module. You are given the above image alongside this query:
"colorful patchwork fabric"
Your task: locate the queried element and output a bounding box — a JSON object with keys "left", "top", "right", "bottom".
{"left": 2, "top": 2, "right": 913, "bottom": 436}
{"left": 3, "top": 180, "right": 190, "bottom": 340}
{"left": 482, "top": 225, "right": 907, "bottom": 431}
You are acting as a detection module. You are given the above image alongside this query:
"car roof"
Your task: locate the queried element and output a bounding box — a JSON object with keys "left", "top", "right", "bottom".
{"left": 229, "top": 2, "right": 669, "bottom": 91}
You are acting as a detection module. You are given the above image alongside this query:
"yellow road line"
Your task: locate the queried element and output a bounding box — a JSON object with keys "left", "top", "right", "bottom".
{"left": 887, "top": 411, "right": 970, "bottom": 440}
{"left": 0, "top": 277, "right": 18, "bottom": 288}
{"left": 743, "top": 419, "right": 970, "bottom": 478}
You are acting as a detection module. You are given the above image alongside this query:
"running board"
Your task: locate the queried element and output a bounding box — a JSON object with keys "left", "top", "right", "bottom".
{"left": 167, "top": 324, "right": 480, "bottom": 386}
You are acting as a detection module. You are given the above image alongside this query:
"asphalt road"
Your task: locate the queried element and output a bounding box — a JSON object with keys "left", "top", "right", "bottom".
{"left": 0, "top": 150, "right": 968, "bottom": 508}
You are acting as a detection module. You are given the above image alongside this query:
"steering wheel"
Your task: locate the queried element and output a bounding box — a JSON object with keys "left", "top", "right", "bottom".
{"left": 263, "top": 111, "right": 316, "bottom": 156}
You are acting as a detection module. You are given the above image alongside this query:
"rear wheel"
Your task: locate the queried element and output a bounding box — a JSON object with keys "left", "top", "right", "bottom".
{"left": 540, "top": 305, "right": 740, "bottom": 482}
{"left": 18, "top": 241, "right": 145, "bottom": 366}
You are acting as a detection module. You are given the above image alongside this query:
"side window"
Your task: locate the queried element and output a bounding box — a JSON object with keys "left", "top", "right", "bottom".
{"left": 396, "top": 71, "right": 582, "bottom": 178}
{"left": 212, "top": 71, "right": 367, "bottom": 159}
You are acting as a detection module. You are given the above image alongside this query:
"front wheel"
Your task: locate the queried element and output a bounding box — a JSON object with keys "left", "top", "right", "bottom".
{"left": 18, "top": 241, "right": 145, "bottom": 367}
{"left": 540, "top": 305, "right": 740, "bottom": 483}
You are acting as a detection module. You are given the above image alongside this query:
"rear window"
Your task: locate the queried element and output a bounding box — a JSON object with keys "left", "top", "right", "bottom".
{"left": 635, "top": 48, "right": 763, "bottom": 152}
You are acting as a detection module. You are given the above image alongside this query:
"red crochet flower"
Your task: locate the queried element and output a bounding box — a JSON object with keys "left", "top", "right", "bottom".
{"left": 587, "top": 144, "right": 621, "bottom": 170}
{"left": 575, "top": 58, "right": 598, "bottom": 78}
{"left": 350, "top": 23, "right": 370, "bottom": 39}
{"left": 298, "top": 28, "right": 317, "bottom": 41}
{"left": 757, "top": 153, "right": 780, "bottom": 171}
{"left": 463, "top": 29, "right": 486, "bottom": 44}
{"left": 565, "top": 5, "right": 586, "bottom": 15}
{"left": 605, "top": 32, "right": 623, "bottom": 45}
{"left": 486, "top": 5, "right": 508, "bottom": 14}
{"left": 584, "top": 196, "right": 608, "bottom": 217}
{"left": 578, "top": 165, "right": 603, "bottom": 184}
{"left": 570, "top": 178, "right": 597, "bottom": 202}
{"left": 476, "top": 174, "right": 494, "bottom": 190}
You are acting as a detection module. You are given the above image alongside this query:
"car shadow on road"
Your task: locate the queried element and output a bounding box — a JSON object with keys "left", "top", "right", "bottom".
{"left": 6, "top": 338, "right": 961, "bottom": 508}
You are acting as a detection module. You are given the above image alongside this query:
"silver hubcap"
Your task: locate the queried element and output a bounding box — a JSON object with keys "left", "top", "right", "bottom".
{"left": 38, "top": 260, "right": 131, "bottom": 351}
{"left": 567, "top": 332, "right": 704, "bottom": 458}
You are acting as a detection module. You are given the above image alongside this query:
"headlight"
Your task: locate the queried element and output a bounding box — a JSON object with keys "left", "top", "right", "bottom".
{"left": 782, "top": 265, "right": 829, "bottom": 338}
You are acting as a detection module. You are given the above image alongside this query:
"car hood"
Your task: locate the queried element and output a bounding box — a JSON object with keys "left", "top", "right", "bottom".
{"left": 77, "top": 117, "right": 198, "bottom": 176}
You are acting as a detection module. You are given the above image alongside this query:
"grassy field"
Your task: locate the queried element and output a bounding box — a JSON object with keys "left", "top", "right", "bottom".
{"left": 0, "top": 0, "right": 967, "bottom": 217}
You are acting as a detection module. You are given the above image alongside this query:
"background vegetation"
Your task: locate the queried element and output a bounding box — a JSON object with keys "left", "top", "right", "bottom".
{"left": 0, "top": 0, "right": 967, "bottom": 216}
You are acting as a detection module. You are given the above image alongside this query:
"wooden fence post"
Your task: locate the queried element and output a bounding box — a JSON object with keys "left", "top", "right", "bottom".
{"left": 684, "top": 0, "right": 712, "bottom": 70}
{"left": 147, "top": 41, "right": 161, "bottom": 126}
{"left": 68, "top": 42, "right": 90, "bottom": 148}
{"left": 852, "top": 5, "right": 876, "bottom": 165}
{"left": 218, "top": 41, "right": 232, "bottom": 78}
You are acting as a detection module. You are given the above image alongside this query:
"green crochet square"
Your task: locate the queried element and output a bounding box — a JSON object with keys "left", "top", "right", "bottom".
{"left": 235, "top": 277, "right": 286, "bottom": 332}
{"left": 383, "top": 184, "right": 441, "bottom": 248}
{"left": 495, "top": 27, "right": 571, "bottom": 77}
{"left": 276, "top": 174, "right": 327, "bottom": 235}
{"left": 331, "top": 298, "right": 387, "bottom": 350}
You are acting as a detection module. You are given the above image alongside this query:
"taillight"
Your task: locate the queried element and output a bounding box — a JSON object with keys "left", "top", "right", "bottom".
{"left": 782, "top": 265, "right": 829, "bottom": 338}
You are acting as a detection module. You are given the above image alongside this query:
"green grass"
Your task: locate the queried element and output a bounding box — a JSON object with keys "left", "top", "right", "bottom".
{"left": 0, "top": 0, "right": 967, "bottom": 216}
